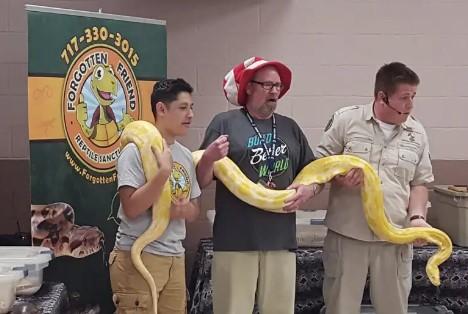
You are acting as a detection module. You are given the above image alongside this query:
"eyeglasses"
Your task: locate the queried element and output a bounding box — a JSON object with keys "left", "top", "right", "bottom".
{"left": 251, "top": 80, "right": 284, "bottom": 91}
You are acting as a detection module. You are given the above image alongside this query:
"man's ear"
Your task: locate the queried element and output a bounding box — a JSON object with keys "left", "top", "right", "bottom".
{"left": 156, "top": 101, "right": 167, "bottom": 116}
{"left": 377, "top": 91, "right": 387, "bottom": 102}
{"left": 246, "top": 82, "right": 253, "bottom": 96}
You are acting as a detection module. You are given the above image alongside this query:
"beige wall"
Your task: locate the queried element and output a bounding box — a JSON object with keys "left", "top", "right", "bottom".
{"left": 1, "top": 0, "right": 468, "bottom": 278}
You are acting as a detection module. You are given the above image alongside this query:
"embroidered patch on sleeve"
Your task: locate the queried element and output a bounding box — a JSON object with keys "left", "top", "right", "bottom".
{"left": 324, "top": 115, "right": 334, "bottom": 132}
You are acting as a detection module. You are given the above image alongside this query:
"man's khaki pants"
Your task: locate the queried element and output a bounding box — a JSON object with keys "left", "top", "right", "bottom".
{"left": 212, "top": 250, "right": 296, "bottom": 314}
{"left": 322, "top": 231, "right": 412, "bottom": 314}
{"left": 109, "top": 249, "right": 186, "bottom": 314}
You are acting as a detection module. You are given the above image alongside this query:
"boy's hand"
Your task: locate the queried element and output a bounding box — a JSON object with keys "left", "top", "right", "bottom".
{"left": 170, "top": 197, "right": 192, "bottom": 219}
{"left": 203, "top": 135, "right": 229, "bottom": 163}
{"left": 152, "top": 139, "right": 172, "bottom": 174}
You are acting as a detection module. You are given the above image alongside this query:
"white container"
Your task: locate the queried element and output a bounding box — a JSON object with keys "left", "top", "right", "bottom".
{"left": 0, "top": 264, "right": 25, "bottom": 314}
{"left": 296, "top": 210, "right": 327, "bottom": 247}
{"left": 206, "top": 209, "right": 328, "bottom": 247}
{"left": 0, "top": 246, "right": 52, "bottom": 295}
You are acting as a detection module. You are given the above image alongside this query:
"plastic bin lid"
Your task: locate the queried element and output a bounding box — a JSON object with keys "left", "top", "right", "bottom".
{"left": 0, "top": 262, "right": 26, "bottom": 272}
{"left": 0, "top": 246, "right": 52, "bottom": 265}
{"left": 434, "top": 185, "right": 468, "bottom": 197}
{"left": 0, "top": 263, "right": 26, "bottom": 280}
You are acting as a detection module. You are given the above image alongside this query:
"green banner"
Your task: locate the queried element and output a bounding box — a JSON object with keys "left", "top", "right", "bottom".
{"left": 27, "top": 6, "right": 166, "bottom": 312}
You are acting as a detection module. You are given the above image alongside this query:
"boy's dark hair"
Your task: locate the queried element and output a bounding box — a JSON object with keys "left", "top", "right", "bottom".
{"left": 374, "top": 62, "right": 420, "bottom": 97}
{"left": 151, "top": 78, "right": 193, "bottom": 116}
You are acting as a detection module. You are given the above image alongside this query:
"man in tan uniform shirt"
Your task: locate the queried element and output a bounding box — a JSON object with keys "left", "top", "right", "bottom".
{"left": 315, "top": 62, "right": 434, "bottom": 314}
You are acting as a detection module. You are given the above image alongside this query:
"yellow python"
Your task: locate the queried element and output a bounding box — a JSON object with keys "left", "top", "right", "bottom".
{"left": 121, "top": 120, "right": 452, "bottom": 314}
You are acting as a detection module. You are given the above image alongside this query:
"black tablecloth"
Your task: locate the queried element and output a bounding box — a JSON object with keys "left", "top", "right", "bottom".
{"left": 188, "top": 238, "right": 468, "bottom": 314}
{"left": 14, "top": 282, "right": 69, "bottom": 314}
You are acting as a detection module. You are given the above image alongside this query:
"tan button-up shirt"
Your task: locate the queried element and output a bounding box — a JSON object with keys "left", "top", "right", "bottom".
{"left": 315, "top": 103, "right": 434, "bottom": 241}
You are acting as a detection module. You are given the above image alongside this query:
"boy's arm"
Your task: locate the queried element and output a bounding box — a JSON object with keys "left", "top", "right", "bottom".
{"left": 197, "top": 116, "right": 229, "bottom": 188}
{"left": 120, "top": 168, "right": 171, "bottom": 219}
{"left": 120, "top": 141, "right": 173, "bottom": 220}
{"left": 197, "top": 135, "right": 229, "bottom": 188}
{"left": 170, "top": 197, "right": 200, "bottom": 223}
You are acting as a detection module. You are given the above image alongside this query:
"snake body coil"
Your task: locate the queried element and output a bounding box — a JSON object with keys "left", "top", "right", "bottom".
{"left": 121, "top": 120, "right": 452, "bottom": 314}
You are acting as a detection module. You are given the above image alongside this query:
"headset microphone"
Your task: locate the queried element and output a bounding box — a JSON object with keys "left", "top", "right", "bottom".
{"left": 383, "top": 96, "right": 410, "bottom": 115}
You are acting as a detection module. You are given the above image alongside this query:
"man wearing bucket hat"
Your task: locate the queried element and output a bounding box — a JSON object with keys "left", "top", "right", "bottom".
{"left": 196, "top": 57, "right": 322, "bottom": 314}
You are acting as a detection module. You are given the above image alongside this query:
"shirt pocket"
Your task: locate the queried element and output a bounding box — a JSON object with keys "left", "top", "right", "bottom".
{"left": 344, "top": 140, "right": 372, "bottom": 161}
{"left": 395, "top": 148, "right": 419, "bottom": 183}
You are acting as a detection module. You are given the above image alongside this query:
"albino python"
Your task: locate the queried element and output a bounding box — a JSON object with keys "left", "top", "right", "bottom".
{"left": 121, "top": 120, "right": 452, "bottom": 314}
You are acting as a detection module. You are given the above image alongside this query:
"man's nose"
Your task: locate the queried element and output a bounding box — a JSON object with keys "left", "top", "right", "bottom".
{"left": 407, "top": 99, "right": 414, "bottom": 110}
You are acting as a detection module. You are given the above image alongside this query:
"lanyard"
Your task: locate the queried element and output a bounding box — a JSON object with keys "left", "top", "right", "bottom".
{"left": 242, "top": 109, "right": 277, "bottom": 185}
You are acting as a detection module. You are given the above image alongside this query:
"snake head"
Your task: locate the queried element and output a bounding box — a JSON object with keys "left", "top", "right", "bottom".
{"left": 426, "top": 264, "right": 441, "bottom": 286}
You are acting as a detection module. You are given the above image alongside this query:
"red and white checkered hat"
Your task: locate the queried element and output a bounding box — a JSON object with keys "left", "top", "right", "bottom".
{"left": 223, "top": 57, "right": 292, "bottom": 106}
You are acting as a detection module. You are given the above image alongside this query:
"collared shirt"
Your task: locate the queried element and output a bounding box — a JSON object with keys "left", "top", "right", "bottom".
{"left": 315, "top": 103, "right": 434, "bottom": 241}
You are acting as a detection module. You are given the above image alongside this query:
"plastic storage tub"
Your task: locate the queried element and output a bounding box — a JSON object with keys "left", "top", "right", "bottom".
{"left": 296, "top": 210, "right": 327, "bottom": 247}
{"left": 0, "top": 246, "right": 52, "bottom": 295}
{"left": 429, "top": 185, "right": 468, "bottom": 246}
{"left": 206, "top": 209, "right": 328, "bottom": 247}
{"left": 0, "top": 264, "right": 26, "bottom": 314}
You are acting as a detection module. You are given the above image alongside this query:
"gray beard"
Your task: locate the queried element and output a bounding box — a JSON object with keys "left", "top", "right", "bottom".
{"left": 258, "top": 102, "right": 277, "bottom": 118}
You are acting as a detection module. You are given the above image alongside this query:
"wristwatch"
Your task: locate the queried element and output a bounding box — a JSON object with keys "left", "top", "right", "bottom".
{"left": 409, "top": 214, "right": 426, "bottom": 221}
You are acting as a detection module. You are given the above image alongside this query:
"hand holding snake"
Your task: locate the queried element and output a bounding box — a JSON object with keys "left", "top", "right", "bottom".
{"left": 121, "top": 120, "right": 452, "bottom": 314}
